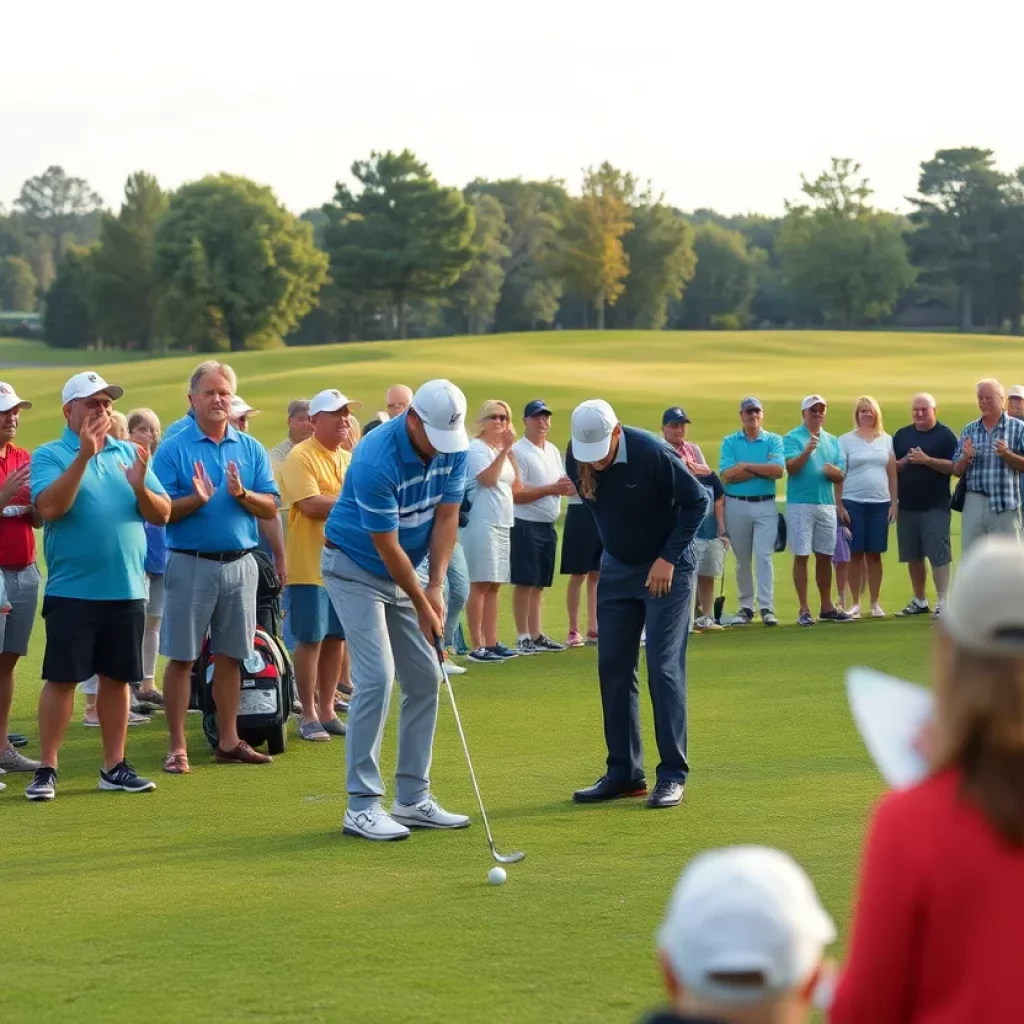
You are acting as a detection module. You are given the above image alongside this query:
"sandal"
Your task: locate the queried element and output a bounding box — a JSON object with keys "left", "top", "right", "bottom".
{"left": 298, "top": 719, "right": 331, "bottom": 742}
{"left": 163, "top": 752, "right": 191, "bottom": 775}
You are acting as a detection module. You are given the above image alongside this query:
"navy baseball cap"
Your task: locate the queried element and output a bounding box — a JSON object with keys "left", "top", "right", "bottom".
{"left": 662, "top": 406, "right": 691, "bottom": 426}
{"left": 524, "top": 399, "right": 553, "bottom": 418}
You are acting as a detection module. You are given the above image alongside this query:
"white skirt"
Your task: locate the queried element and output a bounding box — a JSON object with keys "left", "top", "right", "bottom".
{"left": 460, "top": 520, "right": 511, "bottom": 584}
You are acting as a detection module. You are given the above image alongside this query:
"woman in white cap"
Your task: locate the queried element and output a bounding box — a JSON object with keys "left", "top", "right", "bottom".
{"left": 831, "top": 535, "right": 1024, "bottom": 1022}
{"left": 565, "top": 399, "right": 708, "bottom": 810}
{"left": 461, "top": 399, "right": 520, "bottom": 664}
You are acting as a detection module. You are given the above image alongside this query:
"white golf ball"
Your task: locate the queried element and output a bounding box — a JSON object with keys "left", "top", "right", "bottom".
{"left": 488, "top": 866, "right": 507, "bottom": 886}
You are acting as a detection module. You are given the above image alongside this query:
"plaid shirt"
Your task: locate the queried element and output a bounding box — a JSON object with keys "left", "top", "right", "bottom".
{"left": 953, "top": 413, "right": 1024, "bottom": 513}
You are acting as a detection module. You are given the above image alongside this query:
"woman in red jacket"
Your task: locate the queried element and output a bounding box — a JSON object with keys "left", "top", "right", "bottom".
{"left": 831, "top": 535, "right": 1024, "bottom": 1023}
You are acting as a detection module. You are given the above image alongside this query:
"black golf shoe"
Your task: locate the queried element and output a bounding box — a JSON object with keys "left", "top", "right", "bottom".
{"left": 646, "top": 780, "right": 685, "bottom": 809}
{"left": 572, "top": 775, "right": 648, "bottom": 803}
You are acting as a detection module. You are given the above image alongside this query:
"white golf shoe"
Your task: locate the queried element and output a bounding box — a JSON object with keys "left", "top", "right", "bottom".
{"left": 390, "top": 796, "right": 471, "bottom": 830}
{"left": 343, "top": 803, "right": 411, "bottom": 842}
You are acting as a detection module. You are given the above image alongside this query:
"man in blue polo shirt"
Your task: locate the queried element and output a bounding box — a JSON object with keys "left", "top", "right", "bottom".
{"left": 153, "top": 361, "right": 280, "bottom": 774}
{"left": 322, "top": 379, "right": 470, "bottom": 842}
{"left": 783, "top": 395, "right": 851, "bottom": 627}
{"left": 26, "top": 372, "right": 170, "bottom": 801}
{"left": 719, "top": 397, "right": 785, "bottom": 626}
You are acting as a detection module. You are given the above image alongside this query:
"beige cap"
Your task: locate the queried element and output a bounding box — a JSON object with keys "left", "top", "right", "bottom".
{"left": 942, "top": 537, "right": 1024, "bottom": 654}
{"left": 1007, "top": 385, "right": 1024, "bottom": 400}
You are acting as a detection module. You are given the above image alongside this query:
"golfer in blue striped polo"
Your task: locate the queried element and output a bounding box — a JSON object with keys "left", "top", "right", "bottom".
{"left": 565, "top": 400, "right": 709, "bottom": 810}
{"left": 322, "top": 379, "right": 471, "bottom": 842}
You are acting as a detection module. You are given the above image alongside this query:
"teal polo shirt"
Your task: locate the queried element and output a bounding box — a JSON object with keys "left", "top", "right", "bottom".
{"left": 153, "top": 419, "right": 279, "bottom": 553}
{"left": 31, "top": 427, "right": 166, "bottom": 601}
{"left": 783, "top": 425, "right": 846, "bottom": 505}
{"left": 719, "top": 429, "right": 785, "bottom": 497}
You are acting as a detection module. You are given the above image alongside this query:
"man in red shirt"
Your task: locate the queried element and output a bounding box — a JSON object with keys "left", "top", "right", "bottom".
{"left": 0, "top": 383, "right": 42, "bottom": 777}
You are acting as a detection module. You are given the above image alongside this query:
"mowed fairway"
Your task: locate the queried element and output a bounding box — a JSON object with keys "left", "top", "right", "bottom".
{"left": 2, "top": 330, "right": 1009, "bottom": 1023}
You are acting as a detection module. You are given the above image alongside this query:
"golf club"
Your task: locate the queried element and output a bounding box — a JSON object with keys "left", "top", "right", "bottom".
{"left": 433, "top": 636, "right": 525, "bottom": 865}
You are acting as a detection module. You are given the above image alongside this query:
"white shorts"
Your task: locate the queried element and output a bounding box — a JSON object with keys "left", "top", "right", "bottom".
{"left": 787, "top": 503, "right": 838, "bottom": 557}
{"left": 693, "top": 538, "right": 726, "bottom": 578}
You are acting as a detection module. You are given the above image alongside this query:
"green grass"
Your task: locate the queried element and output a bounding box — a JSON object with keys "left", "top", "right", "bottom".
{"left": 0, "top": 336, "right": 154, "bottom": 367}
{"left": 0, "top": 329, "right": 997, "bottom": 1023}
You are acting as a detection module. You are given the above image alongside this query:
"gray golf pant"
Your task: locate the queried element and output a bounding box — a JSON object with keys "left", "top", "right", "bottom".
{"left": 724, "top": 497, "right": 777, "bottom": 612}
{"left": 322, "top": 546, "right": 441, "bottom": 812}
{"left": 961, "top": 491, "right": 1022, "bottom": 554}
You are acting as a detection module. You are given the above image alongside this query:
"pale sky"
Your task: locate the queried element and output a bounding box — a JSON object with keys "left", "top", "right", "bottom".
{"left": 4, "top": 0, "right": 1022, "bottom": 218}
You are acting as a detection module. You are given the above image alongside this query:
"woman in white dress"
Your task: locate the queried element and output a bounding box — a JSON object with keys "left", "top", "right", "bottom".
{"left": 837, "top": 396, "right": 898, "bottom": 618}
{"left": 461, "top": 400, "right": 520, "bottom": 664}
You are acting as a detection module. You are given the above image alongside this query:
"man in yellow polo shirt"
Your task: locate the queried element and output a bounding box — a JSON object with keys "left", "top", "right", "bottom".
{"left": 280, "top": 389, "right": 361, "bottom": 742}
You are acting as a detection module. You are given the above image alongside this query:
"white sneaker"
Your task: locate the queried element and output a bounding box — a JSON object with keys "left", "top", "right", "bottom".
{"left": 870, "top": 602, "right": 885, "bottom": 618}
{"left": 343, "top": 803, "right": 411, "bottom": 842}
{"left": 694, "top": 615, "right": 724, "bottom": 632}
{"left": 848, "top": 604, "right": 861, "bottom": 620}
{"left": 390, "top": 796, "right": 471, "bottom": 830}
{"left": 444, "top": 661, "right": 467, "bottom": 675}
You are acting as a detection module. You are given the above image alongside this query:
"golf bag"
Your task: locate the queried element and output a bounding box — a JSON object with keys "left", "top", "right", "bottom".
{"left": 189, "top": 550, "right": 295, "bottom": 755}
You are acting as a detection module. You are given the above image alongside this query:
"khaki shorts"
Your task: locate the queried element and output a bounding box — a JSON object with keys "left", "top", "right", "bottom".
{"left": 693, "top": 538, "right": 726, "bottom": 578}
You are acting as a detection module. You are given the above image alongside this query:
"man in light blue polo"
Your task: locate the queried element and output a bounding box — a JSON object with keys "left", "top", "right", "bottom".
{"left": 783, "top": 395, "right": 851, "bottom": 627}
{"left": 153, "top": 361, "right": 280, "bottom": 774}
{"left": 323, "top": 379, "right": 470, "bottom": 842}
{"left": 26, "top": 372, "right": 170, "bottom": 801}
{"left": 719, "top": 397, "right": 785, "bottom": 627}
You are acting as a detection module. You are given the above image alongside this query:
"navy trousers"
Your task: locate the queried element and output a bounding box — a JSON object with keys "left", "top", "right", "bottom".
{"left": 596, "top": 552, "right": 692, "bottom": 785}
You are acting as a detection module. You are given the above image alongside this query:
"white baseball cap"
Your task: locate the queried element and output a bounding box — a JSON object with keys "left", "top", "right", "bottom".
{"left": 411, "top": 379, "right": 469, "bottom": 454}
{"left": 0, "top": 383, "right": 32, "bottom": 413}
{"left": 941, "top": 536, "right": 1024, "bottom": 655}
{"left": 801, "top": 394, "right": 827, "bottom": 412}
{"left": 309, "top": 389, "right": 363, "bottom": 417}
{"left": 1008, "top": 384, "right": 1024, "bottom": 399}
{"left": 61, "top": 372, "right": 124, "bottom": 405}
{"left": 229, "top": 396, "right": 260, "bottom": 418}
{"left": 570, "top": 399, "right": 618, "bottom": 463}
{"left": 658, "top": 846, "right": 835, "bottom": 1006}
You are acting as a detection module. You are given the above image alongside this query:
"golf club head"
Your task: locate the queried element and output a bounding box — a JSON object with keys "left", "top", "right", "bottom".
{"left": 492, "top": 849, "right": 526, "bottom": 864}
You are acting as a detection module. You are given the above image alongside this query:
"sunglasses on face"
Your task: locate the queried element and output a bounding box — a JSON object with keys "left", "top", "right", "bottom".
{"left": 487, "top": 414, "right": 509, "bottom": 422}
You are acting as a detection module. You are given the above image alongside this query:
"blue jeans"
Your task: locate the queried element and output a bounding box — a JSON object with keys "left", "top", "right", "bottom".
{"left": 444, "top": 542, "right": 470, "bottom": 651}
{"left": 596, "top": 552, "right": 693, "bottom": 784}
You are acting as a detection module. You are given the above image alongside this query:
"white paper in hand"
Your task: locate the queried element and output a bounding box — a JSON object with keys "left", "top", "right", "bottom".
{"left": 846, "top": 666, "right": 934, "bottom": 789}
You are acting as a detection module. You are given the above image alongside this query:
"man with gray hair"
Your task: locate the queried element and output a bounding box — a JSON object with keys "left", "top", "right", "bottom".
{"left": 953, "top": 378, "right": 1024, "bottom": 552}
{"left": 153, "top": 361, "right": 281, "bottom": 773}
{"left": 385, "top": 385, "right": 413, "bottom": 419}
{"left": 269, "top": 399, "right": 314, "bottom": 473}
{"left": 892, "top": 393, "right": 958, "bottom": 617}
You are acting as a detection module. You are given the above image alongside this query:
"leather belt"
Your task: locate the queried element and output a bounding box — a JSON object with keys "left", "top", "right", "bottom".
{"left": 170, "top": 548, "right": 253, "bottom": 563}
{"left": 726, "top": 495, "right": 775, "bottom": 503}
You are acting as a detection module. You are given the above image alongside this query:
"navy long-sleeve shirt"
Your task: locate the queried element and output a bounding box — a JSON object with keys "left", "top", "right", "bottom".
{"left": 566, "top": 426, "right": 709, "bottom": 568}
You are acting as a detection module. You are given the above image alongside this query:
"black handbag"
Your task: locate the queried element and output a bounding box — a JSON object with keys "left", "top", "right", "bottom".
{"left": 950, "top": 475, "right": 967, "bottom": 513}
{"left": 774, "top": 511, "right": 788, "bottom": 552}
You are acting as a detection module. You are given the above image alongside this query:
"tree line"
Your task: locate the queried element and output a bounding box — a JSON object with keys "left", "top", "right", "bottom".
{"left": 1, "top": 146, "right": 1022, "bottom": 351}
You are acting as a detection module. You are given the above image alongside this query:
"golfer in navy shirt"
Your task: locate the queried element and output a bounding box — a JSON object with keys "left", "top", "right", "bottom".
{"left": 566, "top": 400, "right": 709, "bottom": 809}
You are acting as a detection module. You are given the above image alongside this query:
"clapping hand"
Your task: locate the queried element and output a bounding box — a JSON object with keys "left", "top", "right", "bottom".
{"left": 0, "top": 464, "right": 30, "bottom": 506}
{"left": 225, "top": 460, "right": 245, "bottom": 498}
{"left": 499, "top": 426, "right": 517, "bottom": 451}
{"left": 552, "top": 476, "right": 576, "bottom": 497}
{"left": 962, "top": 438, "right": 975, "bottom": 461}
{"left": 192, "top": 461, "right": 214, "bottom": 504}
{"left": 908, "top": 447, "right": 930, "bottom": 465}
{"left": 994, "top": 438, "right": 1010, "bottom": 460}
{"left": 805, "top": 433, "right": 820, "bottom": 454}
{"left": 78, "top": 413, "right": 108, "bottom": 459}
{"left": 122, "top": 443, "right": 150, "bottom": 491}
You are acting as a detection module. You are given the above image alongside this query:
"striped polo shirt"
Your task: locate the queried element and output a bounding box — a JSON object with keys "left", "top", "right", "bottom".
{"left": 324, "top": 411, "right": 467, "bottom": 579}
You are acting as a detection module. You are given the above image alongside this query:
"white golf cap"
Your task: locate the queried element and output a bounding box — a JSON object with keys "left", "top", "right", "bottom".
{"left": 309, "top": 389, "right": 363, "bottom": 417}
{"left": 229, "top": 395, "right": 260, "bottom": 418}
{"left": 411, "top": 379, "right": 469, "bottom": 454}
{"left": 0, "top": 383, "right": 32, "bottom": 413}
{"left": 570, "top": 399, "right": 618, "bottom": 463}
{"left": 941, "top": 536, "right": 1024, "bottom": 655}
{"left": 801, "top": 394, "right": 827, "bottom": 411}
{"left": 1008, "top": 384, "right": 1024, "bottom": 399}
{"left": 61, "top": 371, "right": 124, "bottom": 405}
{"left": 658, "top": 846, "right": 835, "bottom": 1006}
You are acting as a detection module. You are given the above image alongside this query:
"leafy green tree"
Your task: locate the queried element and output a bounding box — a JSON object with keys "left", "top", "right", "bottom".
{"left": 14, "top": 166, "right": 103, "bottom": 264}
{"left": 0, "top": 256, "right": 37, "bottom": 311}
{"left": 43, "top": 246, "right": 100, "bottom": 349}
{"left": 992, "top": 168, "right": 1024, "bottom": 335}
{"left": 451, "top": 194, "right": 510, "bottom": 334}
{"left": 621, "top": 196, "right": 695, "bottom": 328}
{"left": 560, "top": 163, "right": 634, "bottom": 329}
{"left": 322, "top": 150, "right": 474, "bottom": 339}
{"left": 778, "top": 159, "right": 916, "bottom": 325}
{"left": 465, "top": 179, "right": 569, "bottom": 331}
{"left": 155, "top": 174, "right": 328, "bottom": 351}
{"left": 907, "top": 148, "right": 1006, "bottom": 331}
{"left": 679, "top": 223, "right": 764, "bottom": 328}
{"left": 92, "top": 172, "right": 168, "bottom": 350}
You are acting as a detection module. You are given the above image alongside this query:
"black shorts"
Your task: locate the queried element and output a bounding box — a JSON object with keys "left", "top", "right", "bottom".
{"left": 560, "top": 503, "right": 603, "bottom": 576}
{"left": 510, "top": 520, "right": 558, "bottom": 588}
{"left": 41, "top": 596, "right": 146, "bottom": 684}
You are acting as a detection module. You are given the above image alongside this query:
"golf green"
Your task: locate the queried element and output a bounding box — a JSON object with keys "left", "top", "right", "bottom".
{"left": 1, "top": 330, "right": 995, "bottom": 1022}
